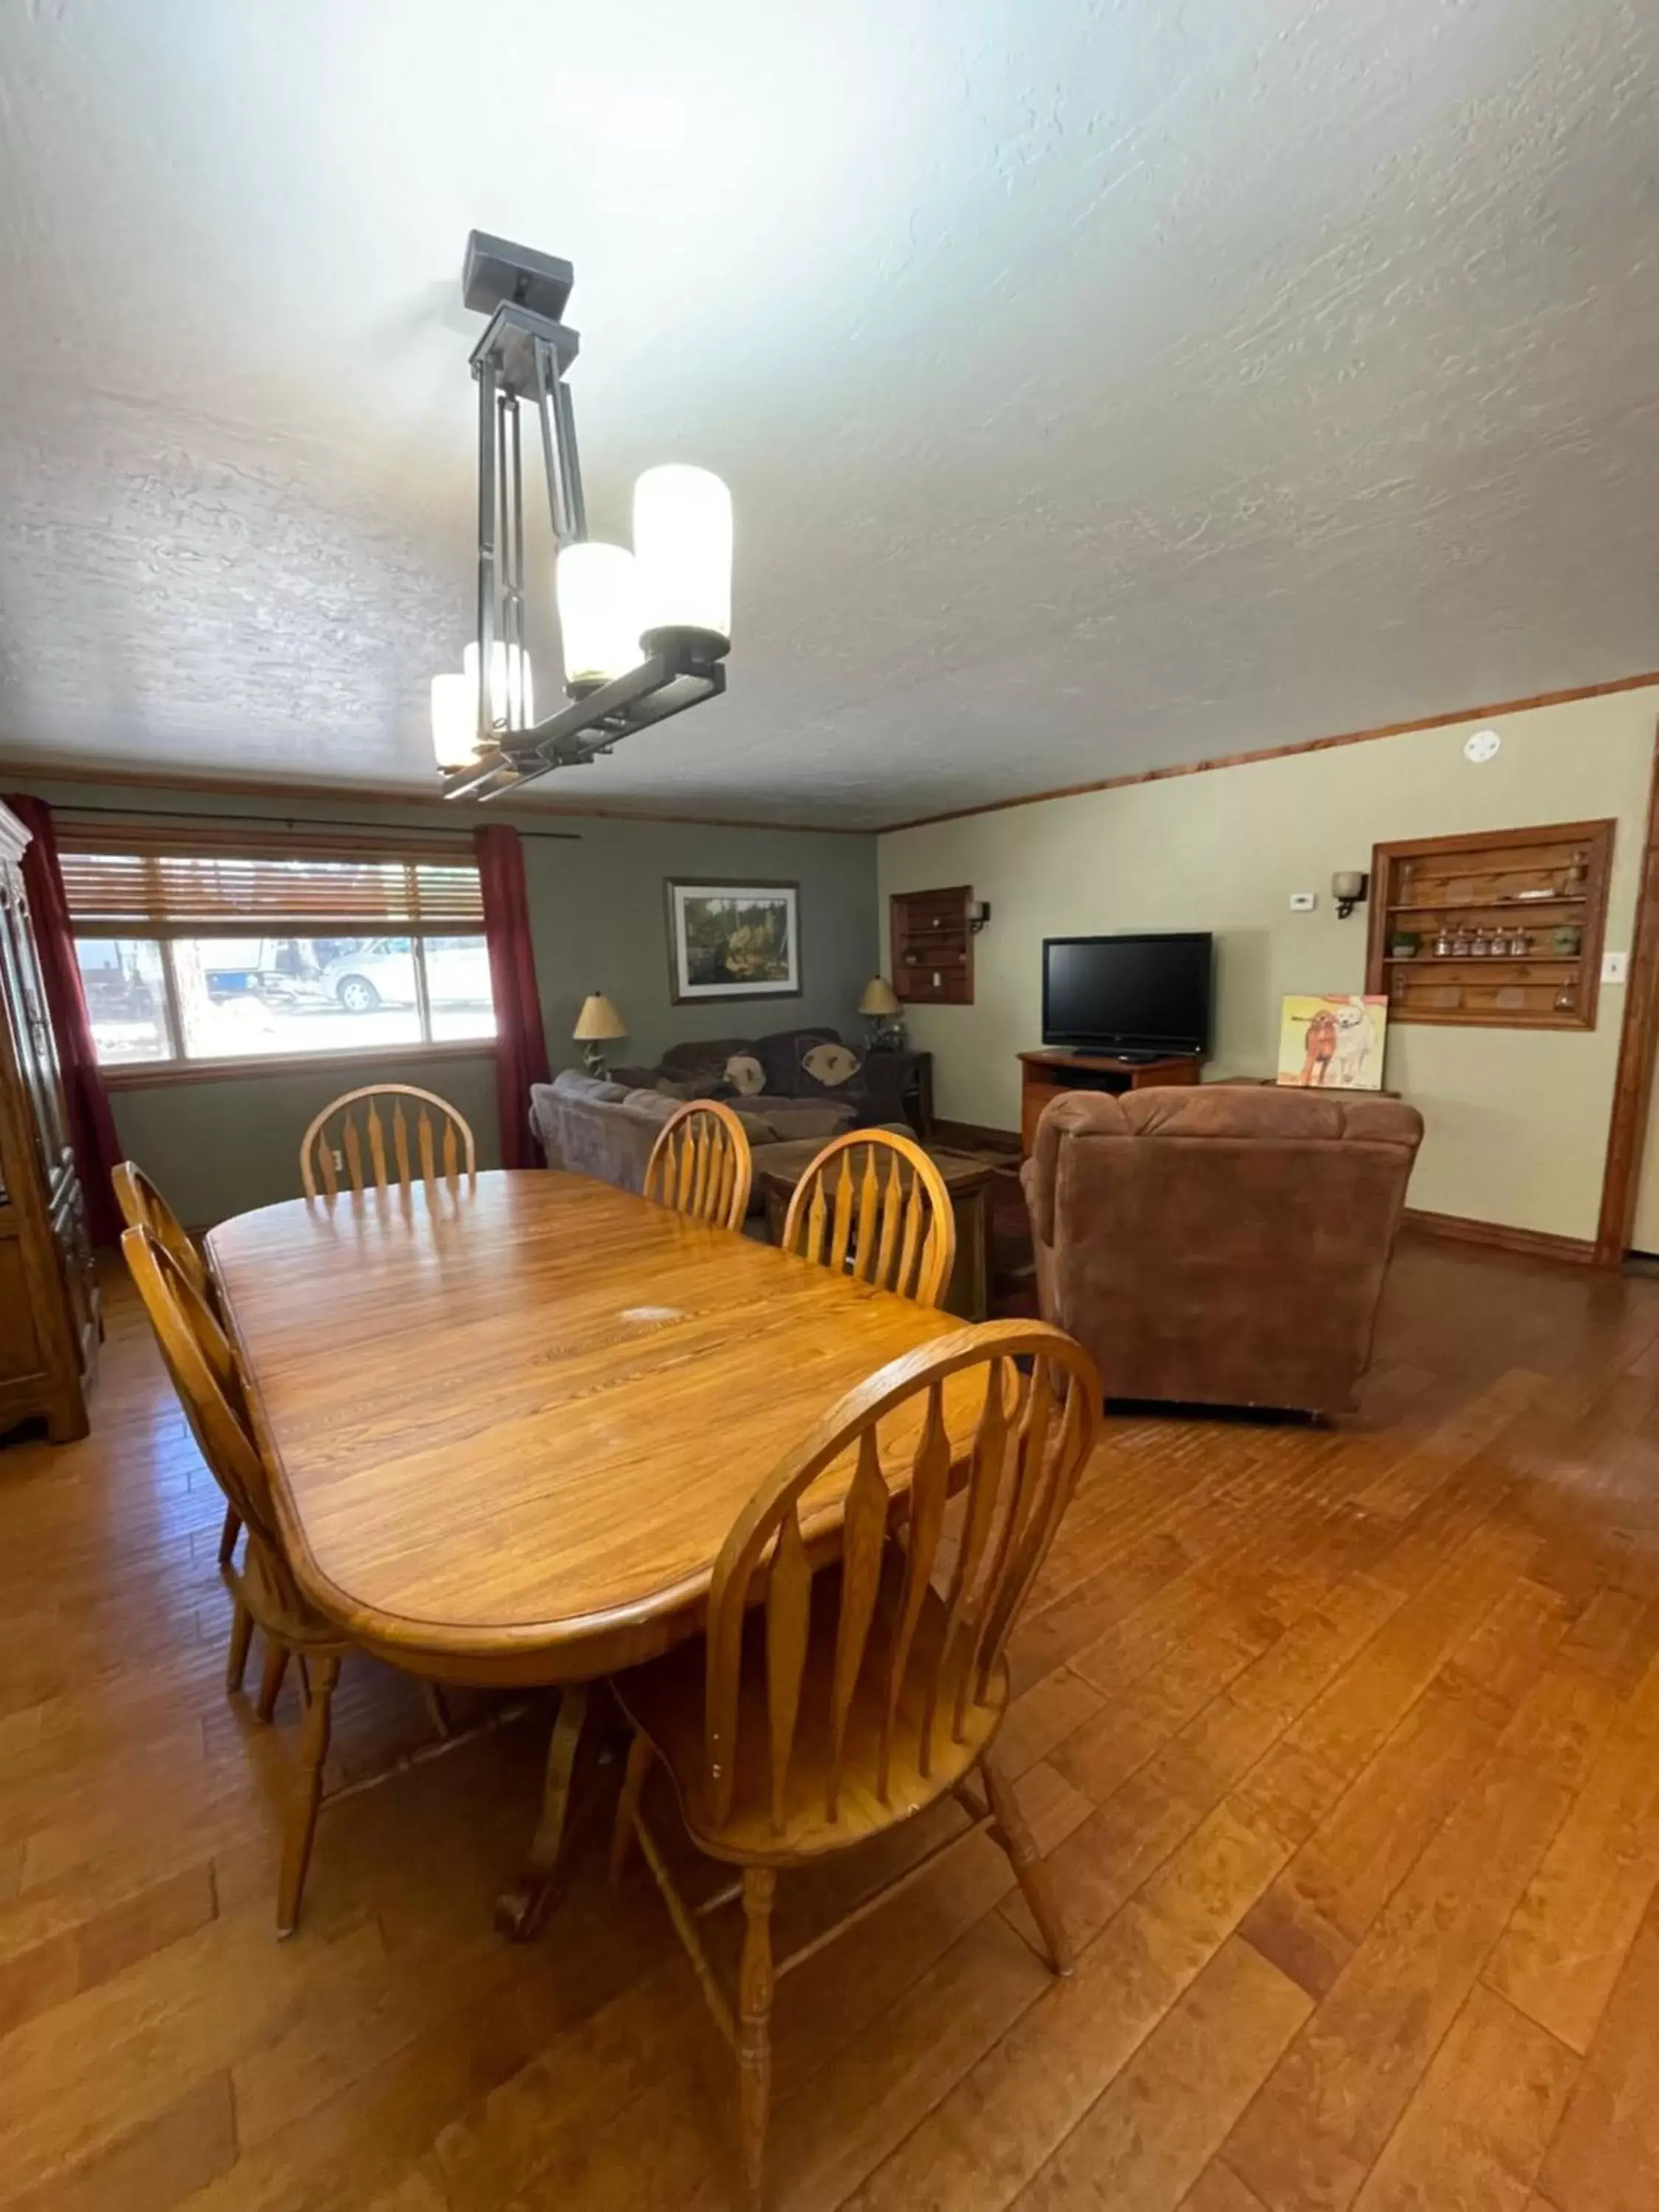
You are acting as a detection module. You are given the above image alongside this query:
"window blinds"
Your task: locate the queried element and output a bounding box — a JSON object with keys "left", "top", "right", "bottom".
{"left": 57, "top": 825, "right": 484, "bottom": 936}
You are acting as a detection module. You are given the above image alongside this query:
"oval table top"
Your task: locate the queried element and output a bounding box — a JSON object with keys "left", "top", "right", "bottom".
{"left": 206, "top": 1170, "right": 979, "bottom": 1683}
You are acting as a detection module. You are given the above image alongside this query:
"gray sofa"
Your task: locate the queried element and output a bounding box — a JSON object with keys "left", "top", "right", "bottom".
{"left": 529, "top": 1070, "right": 854, "bottom": 1210}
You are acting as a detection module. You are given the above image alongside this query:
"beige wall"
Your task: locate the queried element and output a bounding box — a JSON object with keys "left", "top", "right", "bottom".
{"left": 878, "top": 686, "right": 1659, "bottom": 1244}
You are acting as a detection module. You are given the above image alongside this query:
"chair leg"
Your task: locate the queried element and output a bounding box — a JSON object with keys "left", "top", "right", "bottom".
{"left": 276, "top": 1653, "right": 340, "bottom": 1937}
{"left": 217, "top": 1503, "right": 242, "bottom": 1568}
{"left": 254, "top": 1639, "right": 290, "bottom": 1724}
{"left": 609, "top": 1730, "right": 653, "bottom": 1885}
{"left": 421, "top": 1682, "right": 453, "bottom": 1739}
{"left": 225, "top": 1602, "right": 254, "bottom": 1694}
{"left": 737, "top": 1867, "right": 777, "bottom": 2211}
{"left": 981, "top": 1750, "right": 1072, "bottom": 1976}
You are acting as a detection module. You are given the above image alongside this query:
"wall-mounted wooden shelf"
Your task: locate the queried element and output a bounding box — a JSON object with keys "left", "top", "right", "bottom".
{"left": 1386, "top": 896, "right": 1588, "bottom": 915}
{"left": 890, "top": 885, "right": 974, "bottom": 1006}
{"left": 1366, "top": 821, "right": 1615, "bottom": 1032}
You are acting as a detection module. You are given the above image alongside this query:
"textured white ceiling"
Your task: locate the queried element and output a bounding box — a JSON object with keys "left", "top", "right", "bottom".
{"left": 0, "top": 0, "right": 1654, "bottom": 828}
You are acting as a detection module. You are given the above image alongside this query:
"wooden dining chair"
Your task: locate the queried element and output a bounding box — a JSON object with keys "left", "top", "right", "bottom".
{"left": 299, "top": 1083, "right": 476, "bottom": 1200}
{"left": 122, "top": 1222, "right": 353, "bottom": 1935}
{"left": 779, "top": 1128, "right": 957, "bottom": 1308}
{"left": 112, "top": 1160, "right": 243, "bottom": 1573}
{"left": 644, "top": 1098, "right": 754, "bottom": 1231}
{"left": 608, "top": 1319, "right": 1102, "bottom": 2207}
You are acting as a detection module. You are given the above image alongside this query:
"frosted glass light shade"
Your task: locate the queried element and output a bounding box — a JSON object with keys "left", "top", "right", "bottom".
{"left": 463, "top": 639, "right": 535, "bottom": 730}
{"left": 858, "top": 975, "right": 902, "bottom": 1018}
{"left": 557, "top": 542, "right": 642, "bottom": 690}
{"left": 430, "top": 672, "right": 476, "bottom": 771}
{"left": 633, "top": 464, "right": 732, "bottom": 649}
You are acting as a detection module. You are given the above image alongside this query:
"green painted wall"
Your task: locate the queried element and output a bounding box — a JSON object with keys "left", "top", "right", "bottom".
{"left": 5, "top": 776, "right": 877, "bottom": 1226}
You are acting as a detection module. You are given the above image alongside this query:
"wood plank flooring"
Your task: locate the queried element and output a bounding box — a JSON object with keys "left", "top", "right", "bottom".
{"left": 3, "top": 1237, "right": 1659, "bottom": 2209}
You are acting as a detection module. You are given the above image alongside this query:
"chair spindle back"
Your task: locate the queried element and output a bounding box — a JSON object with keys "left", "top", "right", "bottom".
{"left": 111, "top": 1161, "right": 214, "bottom": 1307}
{"left": 702, "top": 1321, "right": 1099, "bottom": 1832}
{"left": 299, "top": 1084, "right": 475, "bottom": 1200}
{"left": 643, "top": 1099, "right": 753, "bottom": 1231}
{"left": 780, "top": 1130, "right": 957, "bottom": 1308}
{"left": 121, "top": 1225, "right": 305, "bottom": 1614}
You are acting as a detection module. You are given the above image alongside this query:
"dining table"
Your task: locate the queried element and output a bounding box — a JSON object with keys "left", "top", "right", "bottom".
{"left": 206, "top": 1167, "right": 987, "bottom": 1937}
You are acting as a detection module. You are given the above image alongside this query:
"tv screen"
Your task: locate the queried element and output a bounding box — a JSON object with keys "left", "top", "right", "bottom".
{"left": 1042, "top": 933, "right": 1212, "bottom": 1054}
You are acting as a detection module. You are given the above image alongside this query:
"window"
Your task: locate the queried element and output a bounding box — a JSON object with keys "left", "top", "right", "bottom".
{"left": 61, "top": 829, "right": 497, "bottom": 1074}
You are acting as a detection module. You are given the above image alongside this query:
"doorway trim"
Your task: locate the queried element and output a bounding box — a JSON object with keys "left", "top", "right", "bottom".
{"left": 1595, "top": 718, "right": 1659, "bottom": 1266}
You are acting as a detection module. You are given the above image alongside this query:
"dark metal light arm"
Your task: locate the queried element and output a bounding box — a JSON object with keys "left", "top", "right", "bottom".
{"left": 442, "top": 636, "right": 728, "bottom": 802}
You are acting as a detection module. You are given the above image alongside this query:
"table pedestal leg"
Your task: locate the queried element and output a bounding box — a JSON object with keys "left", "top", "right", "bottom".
{"left": 495, "top": 1683, "right": 591, "bottom": 1941}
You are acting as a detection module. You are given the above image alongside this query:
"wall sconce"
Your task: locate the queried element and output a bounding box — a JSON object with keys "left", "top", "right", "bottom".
{"left": 967, "top": 899, "right": 992, "bottom": 935}
{"left": 1332, "top": 870, "right": 1368, "bottom": 921}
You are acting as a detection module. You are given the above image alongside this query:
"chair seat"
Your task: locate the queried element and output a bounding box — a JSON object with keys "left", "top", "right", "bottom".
{"left": 613, "top": 1544, "right": 1008, "bottom": 1864}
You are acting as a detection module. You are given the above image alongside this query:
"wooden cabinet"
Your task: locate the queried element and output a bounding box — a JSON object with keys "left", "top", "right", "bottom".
{"left": 1366, "top": 821, "right": 1614, "bottom": 1030}
{"left": 0, "top": 804, "right": 97, "bottom": 1441}
{"left": 1018, "top": 1049, "right": 1203, "bottom": 1155}
{"left": 890, "top": 886, "right": 975, "bottom": 1006}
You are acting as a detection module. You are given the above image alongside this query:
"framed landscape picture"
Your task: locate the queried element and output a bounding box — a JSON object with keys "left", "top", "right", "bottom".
{"left": 665, "top": 879, "right": 802, "bottom": 1003}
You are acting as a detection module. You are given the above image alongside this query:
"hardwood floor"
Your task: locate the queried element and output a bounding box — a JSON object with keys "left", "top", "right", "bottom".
{"left": 2, "top": 1237, "right": 1659, "bottom": 2209}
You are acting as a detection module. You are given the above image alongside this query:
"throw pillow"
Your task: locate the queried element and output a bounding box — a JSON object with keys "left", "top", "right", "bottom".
{"left": 725, "top": 1052, "right": 766, "bottom": 1097}
{"left": 800, "top": 1040, "right": 863, "bottom": 1090}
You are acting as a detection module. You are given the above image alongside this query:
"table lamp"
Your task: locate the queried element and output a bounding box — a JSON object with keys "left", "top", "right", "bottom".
{"left": 573, "top": 992, "right": 627, "bottom": 1076}
{"left": 858, "top": 975, "right": 905, "bottom": 1052}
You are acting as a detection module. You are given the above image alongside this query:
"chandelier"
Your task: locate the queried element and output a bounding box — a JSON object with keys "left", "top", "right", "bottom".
{"left": 432, "top": 232, "right": 732, "bottom": 801}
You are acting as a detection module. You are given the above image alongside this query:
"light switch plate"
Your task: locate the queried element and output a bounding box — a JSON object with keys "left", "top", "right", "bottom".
{"left": 1602, "top": 950, "right": 1630, "bottom": 985}
{"left": 1289, "top": 891, "right": 1317, "bottom": 912}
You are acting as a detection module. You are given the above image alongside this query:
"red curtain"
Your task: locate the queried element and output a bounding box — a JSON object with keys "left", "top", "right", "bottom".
{"left": 475, "top": 824, "right": 550, "bottom": 1169}
{"left": 4, "top": 794, "right": 125, "bottom": 1244}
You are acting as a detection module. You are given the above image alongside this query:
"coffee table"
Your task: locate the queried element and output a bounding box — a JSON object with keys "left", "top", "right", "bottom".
{"left": 758, "top": 1138, "right": 1001, "bottom": 1320}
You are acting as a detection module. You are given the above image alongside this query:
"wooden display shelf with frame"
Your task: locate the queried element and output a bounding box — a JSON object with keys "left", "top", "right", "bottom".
{"left": 889, "top": 884, "right": 974, "bottom": 1006}
{"left": 1366, "top": 819, "right": 1615, "bottom": 1030}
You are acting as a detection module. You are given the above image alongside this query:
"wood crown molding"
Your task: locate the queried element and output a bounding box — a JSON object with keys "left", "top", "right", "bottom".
{"left": 6, "top": 669, "right": 1658, "bottom": 844}
{"left": 877, "top": 669, "right": 1659, "bottom": 835}
{"left": 0, "top": 754, "right": 868, "bottom": 839}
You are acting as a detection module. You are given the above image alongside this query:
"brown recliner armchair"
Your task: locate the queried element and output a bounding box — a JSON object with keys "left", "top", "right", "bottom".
{"left": 1021, "top": 1086, "right": 1423, "bottom": 1414}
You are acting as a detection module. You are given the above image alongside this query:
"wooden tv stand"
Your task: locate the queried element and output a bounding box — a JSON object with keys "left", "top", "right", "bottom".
{"left": 1018, "top": 1048, "right": 1203, "bottom": 1154}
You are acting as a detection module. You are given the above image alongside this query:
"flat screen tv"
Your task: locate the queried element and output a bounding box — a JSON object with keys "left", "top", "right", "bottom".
{"left": 1041, "top": 933, "right": 1212, "bottom": 1055}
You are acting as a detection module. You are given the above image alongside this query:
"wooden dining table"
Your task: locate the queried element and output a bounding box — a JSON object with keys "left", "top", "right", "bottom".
{"left": 206, "top": 1168, "right": 983, "bottom": 1936}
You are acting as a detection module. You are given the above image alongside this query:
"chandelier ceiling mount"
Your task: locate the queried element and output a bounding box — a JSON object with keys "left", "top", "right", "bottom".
{"left": 434, "top": 232, "right": 731, "bottom": 803}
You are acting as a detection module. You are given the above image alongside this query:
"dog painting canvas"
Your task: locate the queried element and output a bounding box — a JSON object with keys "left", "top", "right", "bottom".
{"left": 1276, "top": 994, "right": 1388, "bottom": 1090}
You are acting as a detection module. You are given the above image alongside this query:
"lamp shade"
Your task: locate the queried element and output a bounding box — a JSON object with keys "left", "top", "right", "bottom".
{"left": 430, "top": 672, "right": 476, "bottom": 771}
{"left": 633, "top": 464, "right": 732, "bottom": 649}
{"left": 557, "top": 542, "right": 642, "bottom": 690}
{"left": 572, "top": 992, "right": 627, "bottom": 1043}
{"left": 858, "top": 975, "right": 902, "bottom": 1018}
{"left": 464, "top": 639, "right": 535, "bottom": 731}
